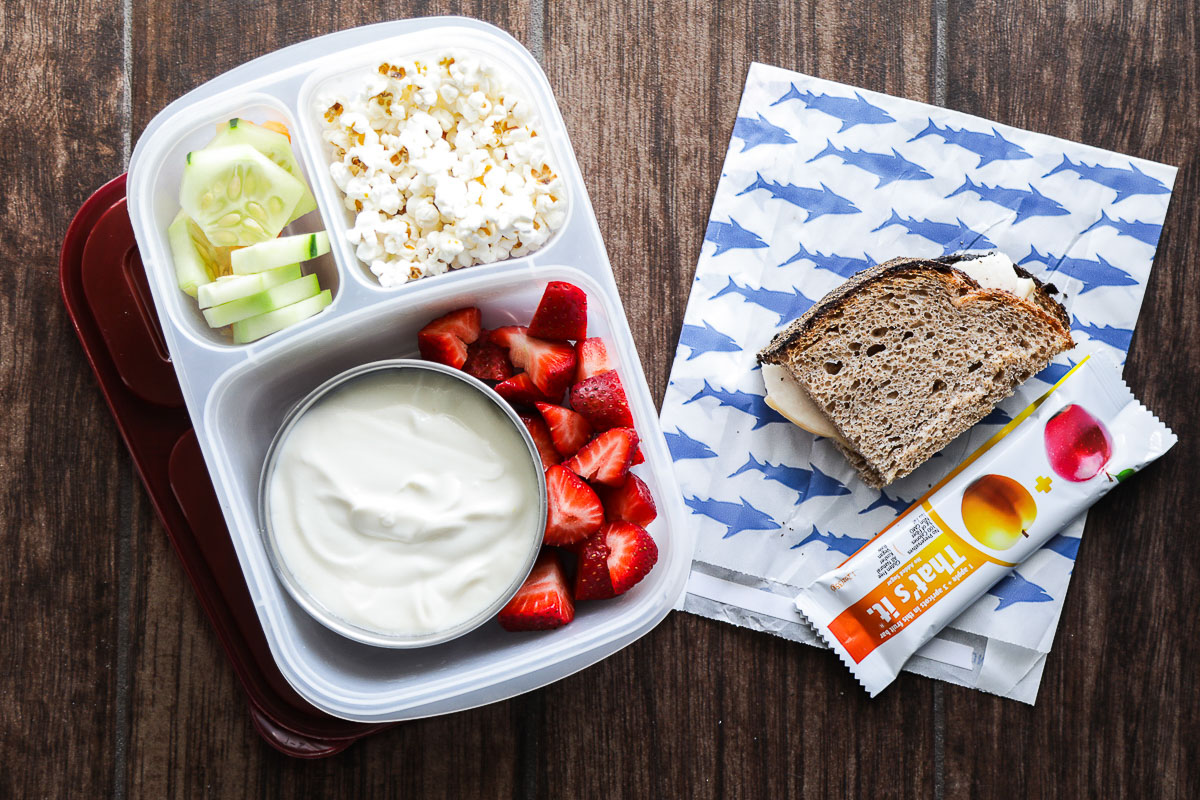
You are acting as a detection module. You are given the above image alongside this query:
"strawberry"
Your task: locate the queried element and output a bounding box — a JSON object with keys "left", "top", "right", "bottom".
{"left": 569, "top": 369, "right": 634, "bottom": 430}
{"left": 573, "top": 529, "right": 615, "bottom": 600}
{"left": 491, "top": 326, "right": 577, "bottom": 399}
{"left": 631, "top": 447, "right": 645, "bottom": 466}
{"left": 575, "top": 337, "right": 612, "bottom": 382}
{"left": 518, "top": 411, "right": 561, "bottom": 469}
{"left": 498, "top": 549, "right": 575, "bottom": 631}
{"left": 562, "top": 427, "right": 639, "bottom": 486}
{"left": 602, "top": 521, "right": 658, "bottom": 595}
{"left": 462, "top": 331, "right": 513, "bottom": 382}
{"left": 528, "top": 281, "right": 588, "bottom": 341}
{"left": 534, "top": 402, "right": 594, "bottom": 458}
{"left": 496, "top": 373, "right": 552, "bottom": 406}
{"left": 544, "top": 465, "right": 604, "bottom": 546}
{"left": 597, "top": 473, "right": 658, "bottom": 528}
{"left": 417, "top": 307, "right": 481, "bottom": 369}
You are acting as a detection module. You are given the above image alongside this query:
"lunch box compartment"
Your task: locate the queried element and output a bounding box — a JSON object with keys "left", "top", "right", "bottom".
{"left": 125, "top": 17, "right": 692, "bottom": 723}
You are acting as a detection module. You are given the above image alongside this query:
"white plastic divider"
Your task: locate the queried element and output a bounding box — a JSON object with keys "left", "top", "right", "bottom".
{"left": 125, "top": 17, "right": 693, "bottom": 721}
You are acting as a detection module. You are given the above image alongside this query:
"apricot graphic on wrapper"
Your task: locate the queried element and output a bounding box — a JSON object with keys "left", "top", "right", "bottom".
{"left": 960, "top": 474, "right": 1037, "bottom": 551}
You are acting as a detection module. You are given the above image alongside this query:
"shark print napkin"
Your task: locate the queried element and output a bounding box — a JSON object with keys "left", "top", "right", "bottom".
{"left": 662, "top": 63, "right": 1176, "bottom": 703}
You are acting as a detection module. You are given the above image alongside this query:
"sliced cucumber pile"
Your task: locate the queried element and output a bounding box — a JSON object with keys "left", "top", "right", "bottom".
{"left": 180, "top": 144, "right": 304, "bottom": 246}
{"left": 231, "top": 231, "right": 330, "bottom": 275}
{"left": 169, "top": 117, "right": 336, "bottom": 344}
{"left": 233, "top": 290, "right": 332, "bottom": 344}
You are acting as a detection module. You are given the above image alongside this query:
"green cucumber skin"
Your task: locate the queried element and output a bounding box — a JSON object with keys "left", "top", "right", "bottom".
{"left": 230, "top": 230, "right": 330, "bottom": 274}
{"left": 196, "top": 263, "right": 301, "bottom": 308}
{"left": 232, "top": 289, "right": 332, "bottom": 343}
{"left": 202, "top": 273, "right": 320, "bottom": 328}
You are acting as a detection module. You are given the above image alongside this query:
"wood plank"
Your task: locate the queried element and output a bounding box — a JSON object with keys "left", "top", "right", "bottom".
{"left": 0, "top": 1, "right": 130, "bottom": 797}
{"left": 539, "top": 2, "right": 937, "bottom": 797}
{"left": 942, "top": 1, "right": 1200, "bottom": 797}
{"left": 124, "top": 1, "right": 531, "bottom": 796}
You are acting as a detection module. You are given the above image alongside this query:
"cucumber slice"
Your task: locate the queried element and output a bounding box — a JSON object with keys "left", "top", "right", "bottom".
{"left": 203, "top": 274, "right": 321, "bottom": 328}
{"left": 197, "top": 263, "right": 303, "bottom": 309}
{"left": 232, "top": 290, "right": 332, "bottom": 344}
{"left": 230, "top": 231, "right": 330, "bottom": 275}
{"left": 208, "top": 119, "right": 317, "bottom": 222}
{"left": 180, "top": 144, "right": 305, "bottom": 246}
{"left": 166, "top": 211, "right": 232, "bottom": 296}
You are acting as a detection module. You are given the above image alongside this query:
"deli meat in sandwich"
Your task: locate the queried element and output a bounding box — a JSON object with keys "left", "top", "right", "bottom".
{"left": 757, "top": 252, "right": 1074, "bottom": 488}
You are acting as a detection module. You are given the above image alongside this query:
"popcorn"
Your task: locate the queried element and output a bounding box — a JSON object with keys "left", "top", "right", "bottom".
{"left": 319, "top": 52, "right": 566, "bottom": 285}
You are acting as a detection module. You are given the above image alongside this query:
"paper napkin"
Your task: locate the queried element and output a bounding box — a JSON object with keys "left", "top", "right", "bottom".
{"left": 662, "top": 63, "right": 1176, "bottom": 703}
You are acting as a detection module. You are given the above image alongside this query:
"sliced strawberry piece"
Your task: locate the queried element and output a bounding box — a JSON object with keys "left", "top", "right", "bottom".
{"left": 534, "top": 402, "right": 594, "bottom": 458}
{"left": 602, "top": 521, "right": 658, "bottom": 595}
{"left": 630, "top": 446, "right": 645, "bottom": 466}
{"left": 462, "top": 331, "right": 513, "bottom": 382}
{"left": 529, "top": 281, "right": 588, "bottom": 341}
{"left": 543, "top": 465, "right": 604, "bottom": 546}
{"left": 597, "top": 473, "right": 658, "bottom": 528}
{"left": 569, "top": 369, "right": 634, "bottom": 430}
{"left": 575, "top": 337, "right": 612, "bottom": 382}
{"left": 573, "top": 529, "right": 615, "bottom": 600}
{"left": 491, "top": 326, "right": 577, "bottom": 399}
{"left": 518, "top": 411, "right": 561, "bottom": 469}
{"left": 417, "top": 307, "right": 481, "bottom": 369}
{"left": 495, "top": 373, "right": 551, "bottom": 406}
{"left": 498, "top": 550, "right": 575, "bottom": 631}
{"left": 562, "top": 427, "right": 639, "bottom": 486}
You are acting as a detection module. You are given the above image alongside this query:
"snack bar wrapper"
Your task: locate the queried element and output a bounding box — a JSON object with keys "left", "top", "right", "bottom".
{"left": 795, "top": 353, "right": 1176, "bottom": 696}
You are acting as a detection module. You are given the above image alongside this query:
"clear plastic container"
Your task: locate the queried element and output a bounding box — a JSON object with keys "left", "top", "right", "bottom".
{"left": 125, "top": 17, "right": 692, "bottom": 722}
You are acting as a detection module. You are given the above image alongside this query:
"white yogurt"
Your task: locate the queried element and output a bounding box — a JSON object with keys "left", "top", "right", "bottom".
{"left": 267, "top": 368, "right": 541, "bottom": 638}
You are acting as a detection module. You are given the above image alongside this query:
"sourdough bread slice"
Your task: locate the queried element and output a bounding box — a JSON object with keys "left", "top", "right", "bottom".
{"left": 758, "top": 255, "right": 1073, "bottom": 487}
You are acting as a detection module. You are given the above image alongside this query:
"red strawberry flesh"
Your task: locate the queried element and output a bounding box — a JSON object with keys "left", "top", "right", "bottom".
{"left": 518, "top": 412, "right": 561, "bottom": 470}
{"left": 491, "top": 326, "right": 576, "bottom": 399}
{"left": 602, "top": 521, "right": 658, "bottom": 596}
{"left": 417, "top": 307, "right": 482, "bottom": 369}
{"left": 529, "top": 281, "right": 588, "bottom": 341}
{"left": 569, "top": 369, "right": 634, "bottom": 430}
{"left": 496, "top": 373, "right": 552, "bottom": 406}
{"left": 573, "top": 529, "right": 615, "bottom": 600}
{"left": 562, "top": 427, "right": 639, "bottom": 486}
{"left": 574, "top": 337, "right": 612, "bottom": 382}
{"left": 461, "top": 331, "right": 513, "bottom": 382}
{"left": 597, "top": 473, "right": 658, "bottom": 528}
{"left": 498, "top": 550, "right": 575, "bottom": 631}
{"left": 534, "top": 402, "right": 594, "bottom": 458}
{"left": 543, "top": 465, "right": 604, "bottom": 546}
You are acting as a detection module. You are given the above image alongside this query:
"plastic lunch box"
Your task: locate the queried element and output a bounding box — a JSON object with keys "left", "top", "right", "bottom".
{"left": 114, "top": 17, "right": 692, "bottom": 723}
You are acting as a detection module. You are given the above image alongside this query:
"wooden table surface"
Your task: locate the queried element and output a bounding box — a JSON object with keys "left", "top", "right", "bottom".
{"left": 4, "top": 0, "right": 1197, "bottom": 796}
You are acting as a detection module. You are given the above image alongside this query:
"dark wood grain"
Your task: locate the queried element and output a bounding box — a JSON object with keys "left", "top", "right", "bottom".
{"left": 0, "top": 1, "right": 129, "bottom": 797}
{"left": 5, "top": 0, "right": 1198, "bottom": 797}
{"left": 941, "top": 2, "right": 1200, "bottom": 797}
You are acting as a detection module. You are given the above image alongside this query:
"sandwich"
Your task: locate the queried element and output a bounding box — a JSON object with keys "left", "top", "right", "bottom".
{"left": 757, "top": 252, "right": 1074, "bottom": 488}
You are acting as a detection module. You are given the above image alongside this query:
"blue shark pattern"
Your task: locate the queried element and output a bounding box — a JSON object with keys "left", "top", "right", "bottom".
{"left": 1044, "top": 534, "right": 1081, "bottom": 561}
{"left": 946, "top": 177, "right": 1069, "bottom": 224}
{"left": 779, "top": 242, "right": 875, "bottom": 277}
{"left": 664, "top": 428, "right": 718, "bottom": 461}
{"left": 1020, "top": 246, "right": 1137, "bottom": 292}
{"left": 1073, "top": 321, "right": 1134, "bottom": 351}
{"left": 791, "top": 525, "right": 870, "bottom": 556}
{"left": 859, "top": 490, "right": 914, "bottom": 516}
{"left": 684, "top": 380, "right": 789, "bottom": 430}
{"left": 907, "top": 120, "right": 1032, "bottom": 168}
{"left": 678, "top": 320, "right": 741, "bottom": 360}
{"left": 737, "top": 173, "right": 860, "bottom": 221}
{"left": 704, "top": 218, "right": 769, "bottom": 256}
{"left": 684, "top": 495, "right": 781, "bottom": 538}
{"left": 732, "top": 113, "right": 797, "bottom": 151}
{"left": 1081, "top": 210, "right": 1163, "bottom": 247}
{"left": 729, "top": 456, "right": 851, "bottom": 504}
{"left": 978, "top": 406, "right": 1013, "bottom": 426}
{"left": 808, "top": 140, "right": 932, "bottom": 187}
{"left": 1042, "top": 156, "right": 1170, "bottom": 203}
{"left": 771, "top": 85, "right": 895, "bottom": 131}
{"left": 712, "top": 276, "right": 817, "bottom": 323}
{"left": 871, "top": 211, "right": 998, "bottom": 255}
{"left": 987, "top": 571, "right": 1053, "bottom": 610}
{"left": 1035, "top": 358, "right": 1078, "bottom": 385}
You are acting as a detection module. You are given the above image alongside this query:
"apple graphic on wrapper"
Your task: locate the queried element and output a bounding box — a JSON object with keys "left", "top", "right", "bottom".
{"left": 1044, "top": 404, "right": 1113, "bottom": 482}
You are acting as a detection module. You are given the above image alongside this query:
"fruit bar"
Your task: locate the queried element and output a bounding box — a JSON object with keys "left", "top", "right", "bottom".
{"left": 794, "top": 351, "right": 1176, "bottom": 697}
{"left": 414, "top": 281, "right": 660, "bottom": 632}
